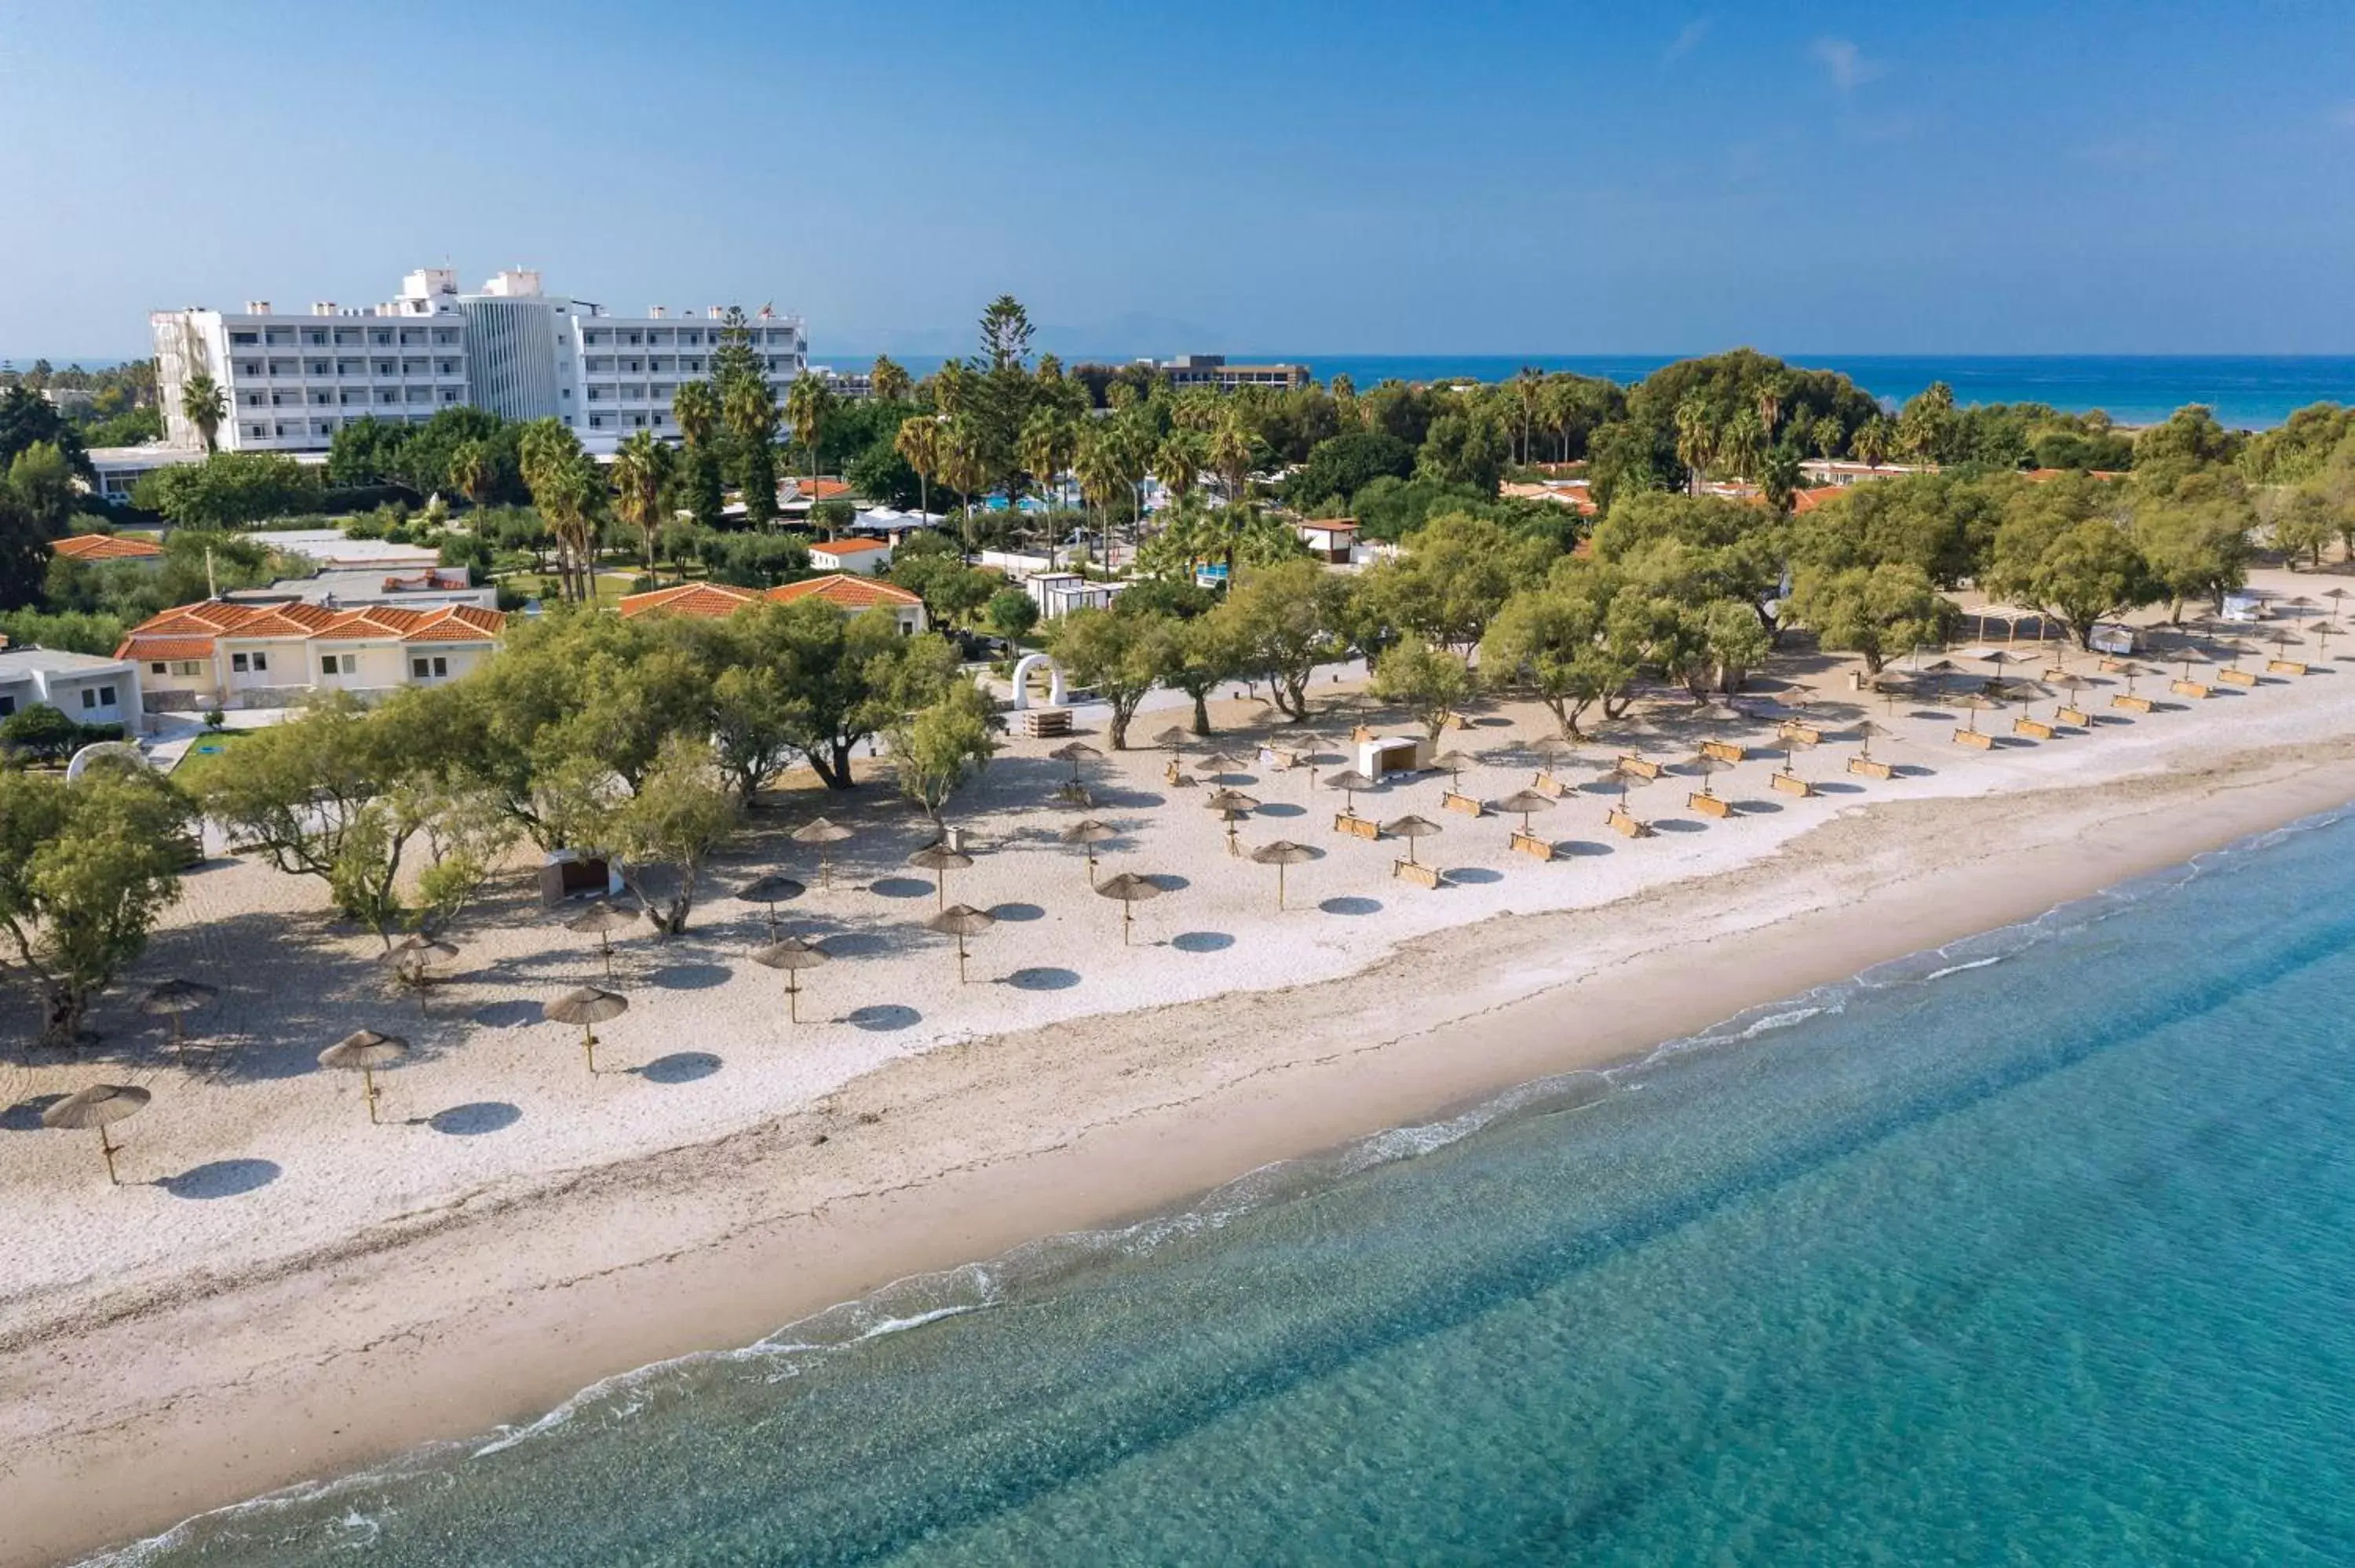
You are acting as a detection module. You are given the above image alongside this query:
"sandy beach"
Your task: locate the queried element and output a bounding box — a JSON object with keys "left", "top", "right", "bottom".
{"left": 7, "top": 578, "right": 2355, "bottom": 1566}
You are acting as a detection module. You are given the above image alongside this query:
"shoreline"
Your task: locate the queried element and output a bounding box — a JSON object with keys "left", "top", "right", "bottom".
{"left": 11, "top": 741, "right": 2354, "bottom": 1566}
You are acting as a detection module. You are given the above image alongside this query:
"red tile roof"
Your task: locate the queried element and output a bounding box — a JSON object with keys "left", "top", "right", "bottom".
{"left": 53, "top": 532, "right": 164, "bottom": 561}
{"left": 767, "top": 574, "right": 922, "bottom": 611}
{"left": 790, "top": 477, "right": 853, "bottom": 501}
{"left": 812, "top": 537, "right": 890, "bottom": 555}
{"left": 115, "top": 600, "right": 503, "bottom": 658}
{"left": 616, "top": 581, "right": 765, "bottom": 619}
{"left": 1790, "top": 486, "right": 1844, "bottom": 516}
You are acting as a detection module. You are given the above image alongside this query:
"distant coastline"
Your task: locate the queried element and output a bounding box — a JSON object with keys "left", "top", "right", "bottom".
{"left": 817, "top": 352, "right": 2355, "bottom": 431}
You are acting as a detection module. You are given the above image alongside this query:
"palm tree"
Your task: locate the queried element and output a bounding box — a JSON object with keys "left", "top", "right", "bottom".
{"left": 871, "top": 355, "right": 913, "bottom": 405}
{"left": 721, "top": 376, "right": 776, "bottom": 449}
{"left": 1158, "top": 428, "right": 1207, "bottom": 505}
{"left": 1810, "top": 415, "right": 1846, "bottom": 461}
{"left": 181, "top": 370, "right": 225, "bottom": 454}
{"left": 1721, "top": 407, "right": 1765, "bottom": 483}
{"left": 939, "top": 418, "right": 990, "bottom": 560}
{"left": 1020, "top": 409, "right": 1075, "bottom": 564}
{"left": 1762, "top": 446, "right": 1802, "bottom": 518}
{"left": 611, "top": 430, "right": 674, "bottom": 576}
{"left": 1855, "top": 416, "right": 1894, "bottom": 469}
{"left": 1514, "top": 367, "right": 1545, "bottom": 465}
{"left": 1674, "top": 392, "right": 1716, "bottom": 495}
{"left": 1208, "top": 414, "right": 1254, "bottom": 508}
{"left": 896, "top": 414, "right": 943, "bottom": 520}
{"left": 1753, "top": 374, "right": 1790, "bottom": 442}
{"left": 784, "top": 373, "right": 833, "bottom": 482}
{"left": 1074, "top": 423, "right": 1127, "bottom": 568}
{"left": 673, "top": 380, "right": 720, "bottom": 450}
{"left": 447, "top": 439, "right": 490, "bottom": 509}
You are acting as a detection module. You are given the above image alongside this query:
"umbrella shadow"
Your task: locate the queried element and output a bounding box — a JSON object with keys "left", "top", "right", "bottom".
{"left": 1003, "top": 967, "right": 1082, "bottom": 991}
{"left": 1729, "top": 799, "right": 1784, "bottom": 815}
{"left": 2, "top": 1093, "right": 65, "bottom": 1131}
{"left": 1444, "top": 867, "right": 1503, "bottom": 884}
{"left": 1090, "top": 788, "right": 1169, "bottom": 810}
{"left": 1145, "top": 873, "right": 1191, "bottom": 892}
{"left": 1557, "top": 840, "right": 1614, "bottom": 857}
{"left": 473, "top": 999, "right": 543, "bottom": 1029}
{"left": 869, "top": 877, "right": 934, "bottom": 899}
{"left": 152, "top": 1158, "right": 281, "bottom": 1200}
{"left": 990, "top": 903, "right": 1047, "bottom": 922}
{"left": 1258, "top": 802, "right": 1308, "bottom": 819}
{"left": 425, "top": 1101, "right": 522, "bottom": 1136}
{"left": 1320, "top": 896, "right": 1384, "bottom": 916}
{"left": 1889, "top": 764, "right": 1937, "bottom": 778}
{"left": 649, "top": 963, "right": 732, "bottom": 991}
{"left": 1654, "top": 819, "right": 1709, "bottom": 833}
{"left": 1171, "top": 931, "right": 1236, "bottom": 953}
{"left": 633, "top": 1052, "right": 723, "bottom": 1084}
{"left": 844, "top": 1004, "right": 922, "bottom": 1032}
{"left": 815, "top": 929, "right": 894, "bottom": 958}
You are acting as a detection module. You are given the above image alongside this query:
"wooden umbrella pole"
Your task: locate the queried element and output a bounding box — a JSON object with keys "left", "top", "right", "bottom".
{"left": 600, "top": 934, "right": 613, "bottom": 980}
{"left": 1276, "top": 862, "right": 1285, "bottom": 910}
{"left": 956, "top": 932, "right": 969, "bottom": 983}
{"left": 363, "top": 1065, "right": 379, "bottom": 1125}
{"left": 787, "top": 976, "right": 799, "bottom": 1024}
{"left": 582, "top": 1026, "right": 597, "bottom": 1074}
{"left": 99, "top": 1125, "right": 119, "bottom": 1186}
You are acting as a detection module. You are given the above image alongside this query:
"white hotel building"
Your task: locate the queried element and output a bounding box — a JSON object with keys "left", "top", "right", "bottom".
{"left": 152, "top": 268, "right": 806, "bottom": 456}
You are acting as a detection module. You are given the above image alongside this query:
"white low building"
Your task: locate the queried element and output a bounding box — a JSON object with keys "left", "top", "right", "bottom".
{"left": 153, "top": 266, "right": 808, "bottom": 457}
{"left": 0, "top": 647, "right": 143, "bottom": 733}
{"left": 117, "top": 600, "right": 506, "bottom": 713}
{"left": 808, "top": 538, "right": 893, "bottom": 574}
{"left": 1024, "top": 571, "right": 1121, "bottom": 619}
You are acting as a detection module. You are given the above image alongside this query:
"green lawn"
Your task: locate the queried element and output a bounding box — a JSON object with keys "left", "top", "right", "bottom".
{"left": 168, "top": 726, "right": 257, "bottom": 788}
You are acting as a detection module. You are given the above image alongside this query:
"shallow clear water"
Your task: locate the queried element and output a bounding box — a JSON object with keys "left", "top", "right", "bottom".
{"left": 104, "top": 809, "right": 2355, "bottom": 1566}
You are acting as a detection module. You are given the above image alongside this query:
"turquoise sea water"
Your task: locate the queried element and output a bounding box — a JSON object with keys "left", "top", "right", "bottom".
{"left": 100, "top": 808, "right": 2355, "bottom": 1566}
{"left": 851, "top": 354, "right": 2355, "bottom": 430}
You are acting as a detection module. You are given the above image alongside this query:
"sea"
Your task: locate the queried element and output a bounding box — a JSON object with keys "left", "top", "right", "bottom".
{"left": 96, "top": 802, "right": 2355, "bottom": 1566}
{"left": 833, "top": 354, "right": 2355, "bottom": 431}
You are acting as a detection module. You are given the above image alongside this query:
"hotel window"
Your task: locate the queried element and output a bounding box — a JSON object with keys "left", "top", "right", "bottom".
{"left": 230, "top": 651, "right": 269, "bottom": 673}
{"left": 371, "top": 330, "right": 392, "bottom": 345}
{"left": 411, "top": 655, "right": 448, "bottom": 679}
{"left": 174, "top": 662, "right": 203, "bottom": 676}
{"left": 0, "top": 695, "right": 13, "bottom": 717}
{"left": 306, "top": 330, "right": 328, "bottom": 345}
{"left": 322, "top": 652, "right": 357, "bottom": 676}
{"left": 81, "top": 685, "right": 116, "bottom": 709}
{"left": 230, "top": 330, "right": 260, "bottom": 345}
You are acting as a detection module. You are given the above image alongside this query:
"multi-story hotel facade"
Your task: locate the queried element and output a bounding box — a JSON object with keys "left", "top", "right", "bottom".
{"left": 152, "top": 267, "right": 806, "bottom": 457}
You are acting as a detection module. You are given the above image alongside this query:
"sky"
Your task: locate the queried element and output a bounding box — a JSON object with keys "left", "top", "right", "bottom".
{"left": 3, "top": 0, "right": 2353, "bottom": 363}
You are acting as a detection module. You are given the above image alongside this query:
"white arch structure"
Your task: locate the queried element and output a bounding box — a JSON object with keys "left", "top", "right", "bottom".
{"left": 1009, "top": 653, "right": 1067, "bottom": 711}
{"left": 66, "top": 740, "right": 151, "bottom": 783}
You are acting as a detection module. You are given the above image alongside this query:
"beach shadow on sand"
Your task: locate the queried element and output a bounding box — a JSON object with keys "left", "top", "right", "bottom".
{"left": 1003, "top": 967, "right": 1082, "bottom": 991}
{"left": 1557, "top": 839, "right": 1613, "bottom": 857}
{"left": 845, "top": 1004, "right": 922, "bottom": 1032}
{"left": 152, "top": 1158, "right": 281, "bottom": 1200}
{"left": 2, "top": 1093, "right": 65, "bottom": 1131}
{"left": 1320, "top": 896, "right": 1383, "bottom": 916}
{"left": 868, "top": 877, "right": 934, "bottom": 900}
{"left": 473, "top": 999, "right": 543, "bottom": 1029}
{"left": 990, "top": 903, "right": 1047, "bottom": 923}
{"left": 1445, "top": 867, "right": 1503, "bottom": 884}
{"left": 633, "top": 1052, "right": 723, "bottom": 1084}
{"left": 1148, "top": 873, "right": 1192, "bottom": 892}
{"left": 1171, "top": 931, "right": 1236, "bottom": 953}
{"left": 649, "top": 963, "right": 732, "bottom": 991}
{"left": 425, "top": 1101, "right": 522, "bottom": 1136}
{"left": 1258, "top": 802, "right": 1308, "bottom": 819}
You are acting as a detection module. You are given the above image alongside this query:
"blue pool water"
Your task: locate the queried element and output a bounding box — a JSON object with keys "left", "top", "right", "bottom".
{"left": 103, "top": 808, "right": 2355, "bottom": 1565}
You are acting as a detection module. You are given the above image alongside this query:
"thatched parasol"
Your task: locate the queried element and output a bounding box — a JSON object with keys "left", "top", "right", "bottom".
{"left": 1049, "top": 740, "right": 1104, "bottom": 784}
{"left": 1324, "top": 768, "right": 1377, "bottom": 815}
{"left": 1195, "top": 751, "right": 1247, "bottom": 786}
{"left": 1247, "top": 840, "right": 1320, "bottom": 910}
{"left": 318, "top": 1030, "right": 409, "bottom": 1125}
{"left": 1598, "top": 760, "right": 1655, "bottom": 805}
{"left": 906, "top": 842, "right": 973, "bottom": 910}
{"left": 2111, "top": 660, "right": 2147, "bottom": 697}
{"left": 1427, "top": 750, "right": 1478, "bottom": 791}
{"left": 2306, "top": 618, "right": 2339, "bottom": 658}
{"left": 1152, "top": 724, "right": 1192, "bottom": 756}
{"left": 736, "top": 873, "right": 807, "bottom": 939}
{"left": 42, "top": 1083, "right": 150, "bottom": 1184}
{"left": 546, "top": 986, "right": 630, "bottom": 1074}
{"left": 1952, "top": 691, "right": 2006, "bottom": 733}
{"left": 925, "top": 903, "right": 996, "bottom": 983}
{"left": 1529, "top": 734, "right": 1581, "bottom": 764}
{"left": 790, "top": 817, "right": 856, "bottom": 888}
{"left": 1060, "top": 818, "right": 1118, "bottom": 884}
{"left": 384, "top": 935, "right": 461, "bottom": 1013}
{"left": 2325, "top": 586, "right": 2350, "bottom": 622}
{"left": 139, "top": 979, "right": 218, "bottom": 1053}
{"left": 750, "top": 935, "right": 829, "bottom": 1023}
{"left": 1381, "top": 814, "right": 1444, "bottom": 866}
{"left": 566, "top": 900, "right": 637, "bottom": 979}
{"left": 1853, "top": 719, "right": 1892, "bottom": 761}
{"left": 1095, "top": 871, "right": 1163, "bottom": 944}
{"left": 1495, "top": 788, "right": 1556, "bottom": 836}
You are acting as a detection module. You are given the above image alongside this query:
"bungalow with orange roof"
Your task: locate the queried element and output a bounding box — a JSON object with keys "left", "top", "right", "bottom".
{"left": 619, "top": 574, "right": 927, "bottom": 636}
{"left": 116, "top": 600, "right": 507, "bottom": 713}
{"left": 50, "top": 532, "right": 166, "bottom": 567}
{"left": 807, "top": 536, "right": 893, "bottom": 574}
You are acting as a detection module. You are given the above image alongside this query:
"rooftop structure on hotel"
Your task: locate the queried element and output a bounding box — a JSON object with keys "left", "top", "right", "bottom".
{"left": 152, "top": 267, "right": 806, "bottom": 458}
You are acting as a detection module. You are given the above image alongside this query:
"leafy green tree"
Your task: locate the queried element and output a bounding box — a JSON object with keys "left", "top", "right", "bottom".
{"left": 1360, "top": 512, "right": 1555, "bottom": 652}
{"left": 889, "top": 679, "right": 999, "bottom": 826}
{"left": 2133, "top": 404, "right": 2243, "bottom": 476}
{"left": 2267, "top": 484, "right": 2339, "bottom": 568}
{"left": 1986, "top": 513, "right": 2157, "bottom": 649}
{"left": 1214, "top": 558, "right": 1353, "bottom": 720}
{"left": 1416, "top": 410, "right": 1510, "bottom": 494}
{"left": 131, "top": 451, "right": 323, "bottom": 528}
{"left": 0, "top": 767, "right": 190, "bottom": 1047}
{"left": 1786, "top": 563, "right": 1959, "bottom": 674}
{"left": 0, "top": 386, "right": 93, "bottom": 480}
{"left": 2133, "top": 483, "right": 2253, "bottom": 619}
{"left": 1371, "top": 636, "right": 1476, "bottom": 741}
{"left": 983, "top": 588, "right": 1040, "bottom": 643}
{"left": 1146, "top": 609, "right": 1244, "bottom": 735}
{"left": 1052, "top": 606, "right": 1162, "bottom": 748}
{"left": 583, "top": 735, "right": 741, "bottom": 935}
{"left": 871, "top": 356, "right": 914, "bottom": 405}
{"left": 774, "top": 607, "right": 958, "bottom": 789}
{"left": 0, "top": 607, "right": 126, "bottom": 658}
{"left": 1286, "top": 428, "right": 1415, "bottom": 510}
{"left": 1480, "top": 560, "right": 1636, "bottom": 736}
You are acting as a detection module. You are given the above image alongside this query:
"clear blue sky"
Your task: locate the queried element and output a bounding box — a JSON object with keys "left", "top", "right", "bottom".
{"left": 3, "top": 0, "right": 2352, "bottom": 362}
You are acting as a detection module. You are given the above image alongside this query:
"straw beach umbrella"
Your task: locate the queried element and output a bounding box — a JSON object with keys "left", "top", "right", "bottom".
{"left": 750, "top": 935, "right": 829, "bottom": 1023}
{"left": 1048, "top": 740, "right": 1104, "bottom": 786}
{"left": 906, "top": 842, "right": 973, "bottom": 910}
{"left": 736, "top": 873, "right": 806, "bottom": 939}
{"left": 790, "top": 817, "right": 856, "bottom": 889}
{"left": 1427, "top": 749, "right": 1478, "bottom": 793}
{"left": 2048, "top": 673, "right": 2093, "bottom": 722}
{"left": 1060, "top": 819, "right": 1118, "bottom": 884}
{"left": 1382, "top": 814, "right": 1444, "bottom": 866}
{"left": 139, "top": 979, "right": 217, "bottom": 1055}
{"left": 1953, "top": 691, "right": 2005, "bottom": 734}
{"left": 1248, "top": 840, "right": 1320, "bottom": 910}
{"left": 1205, "top": 788, "right": 1258, "bottom": 849}
{"left": 1685, "top": 751, "right": 1736, "bottom": 799}
{"left": 1495, "top": 788, "right": 1556, "bottom": 837}
{"left": 384, "top": 935, "right": 460, "bottom": 1015}
{"left": 318, "top": 1030, "right": 409, "bottom": 1125}
{"left": 1324, "top": 768, "right": 1377, "bottom": 815}
{"left": 926, "top": 903, "right": 996, "bottom": 983}
{"left": 546, "top": 986, "right": 629, "bottom": 1074}
{"left": 1095, "top": 871, "right": 1163, "bottom": 944}
{"left": 1195, "top": 751, "right": 1247, "bottom": 787}
{"left": 42, "top": 1083, "right": 150, "bottom": 1184}
{"left": 566, "top": 900, "right": 637, "bottom": 980}
{"left": 1152, "top": 724, "right": 1191, "bottom": 757}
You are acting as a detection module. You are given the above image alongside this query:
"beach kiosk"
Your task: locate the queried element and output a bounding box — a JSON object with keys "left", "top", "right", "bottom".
{"left": 1358, "top": 735, "right": 1431, "bottom": 780}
